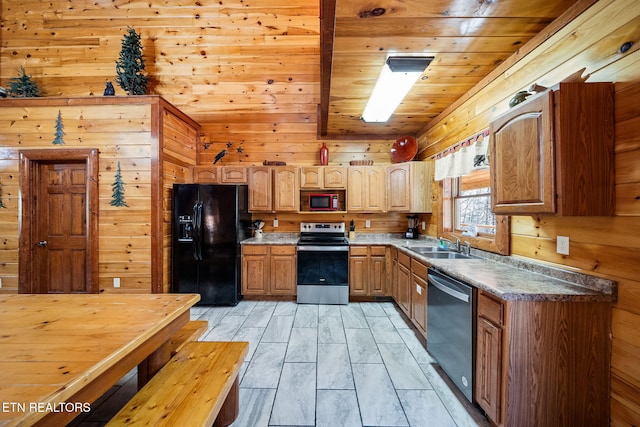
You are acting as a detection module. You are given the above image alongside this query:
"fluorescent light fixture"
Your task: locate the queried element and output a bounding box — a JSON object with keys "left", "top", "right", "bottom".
{"left": 362, "top": 56, "right": 434, "bottom": 123}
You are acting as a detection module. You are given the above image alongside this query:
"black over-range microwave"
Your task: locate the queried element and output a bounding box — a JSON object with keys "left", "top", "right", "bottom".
{"left": 308, "top": 193, "right": 339, "bottom": 211}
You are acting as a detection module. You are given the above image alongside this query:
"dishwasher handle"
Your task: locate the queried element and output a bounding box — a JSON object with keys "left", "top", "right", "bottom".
{"left": 428, "top": 274, "right": 470, "bottom": 303}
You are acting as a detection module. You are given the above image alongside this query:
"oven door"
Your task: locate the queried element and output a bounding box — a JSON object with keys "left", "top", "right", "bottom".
{"left": 296, "top": 245, "right": 349, "bottom": 286}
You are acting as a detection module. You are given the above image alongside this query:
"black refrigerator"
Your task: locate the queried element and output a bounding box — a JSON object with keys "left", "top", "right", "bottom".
{"left": 172, "top": 184, "right": 251, "bottom": 305}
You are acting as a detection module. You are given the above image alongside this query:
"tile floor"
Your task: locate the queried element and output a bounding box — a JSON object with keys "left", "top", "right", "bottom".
{"left": 71, "top": 300, "right": 490, "bottom": 427}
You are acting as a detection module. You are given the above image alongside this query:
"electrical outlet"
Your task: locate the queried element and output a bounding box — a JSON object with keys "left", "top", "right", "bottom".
{"left": 113, "top": 277, "right": 121, "bottom": 288}
{"left": 557, "top": 236, "right": 570, "bottom": 255}
{"left": 273, "top": 218, "right": 278, "bottom": 228}
{"left": 416, "top": 284, "right": 422, "bottom": 295}
{"left": 0, "top": 278, "right": 2, "bottom": 288}
{"left": 365, "top": 220, "right": 371, "bottom": 228}
{"left": 421, "top": 221, "right": 426, "bottom": 230}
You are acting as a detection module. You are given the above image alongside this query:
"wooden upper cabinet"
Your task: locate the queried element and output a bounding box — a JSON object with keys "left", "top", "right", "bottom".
{"left": 219, "top": 166, "right": 247, "bottom": 183}
{"left": 300, "top": 166, "right": 347, "bottom": 189}
{"left": 193, "top": 166, "right": 247, "bottom": 184}
{"left": 347, "top": 166, "right": 386, "bottom": 212}
{"left": 192, "top": 166, "right": 219, "bottom": 183}
{"left": 273, "top": 166, "right": 299, "bottom": 211}
{"left": 248, "top": 167, "right": 272, "bottom": 212}
{"left": 300, "top": 167, "right": 322, "bottom": 188}
{"left": 324, "top": 166, "right": 347, "bottom": 188}
{"left": 490, "top": 82, "right": 614, "bottom": 216}
{"left": 387, "top": 161, "right": 434, "bottom": 213}
{"left": 248, "top": 166, "right": 299, "bottom": 212}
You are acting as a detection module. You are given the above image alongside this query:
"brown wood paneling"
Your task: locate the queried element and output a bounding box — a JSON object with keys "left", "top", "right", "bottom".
{"left": 0, "top": 97, "right": 199, "bottom": 295}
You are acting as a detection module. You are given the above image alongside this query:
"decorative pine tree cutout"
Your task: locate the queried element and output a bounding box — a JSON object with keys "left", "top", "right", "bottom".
{"left": 8, "top": 66, "right": 41, "bottom": 98}
{"left": 52, "top": 110, "right": 65, "bottom": 145}
{"left": 115, "top": 27, "right": 148, "bottom": 95}
{"left": 110, "top": 161, "right": 129, "bottom": 207}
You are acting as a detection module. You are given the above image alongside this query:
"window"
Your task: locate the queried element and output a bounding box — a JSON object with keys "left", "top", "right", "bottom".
{"left": 441, "top": 168, "right": 509, "bottom": 255}
{"left": 454, "top": 169, "right": 495, "bottom": 236}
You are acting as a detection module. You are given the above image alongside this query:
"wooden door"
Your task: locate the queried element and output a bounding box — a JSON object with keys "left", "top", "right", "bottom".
{"left": 19, "top": 149, "right": 98, "bottom": 294}
{"left": 36, "top": 162, "right": 88, "bottom": 293}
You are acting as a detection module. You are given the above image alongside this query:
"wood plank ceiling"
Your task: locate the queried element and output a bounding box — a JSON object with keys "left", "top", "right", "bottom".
{"left": 319, "top": 0, "right": 578, "bottom": 139}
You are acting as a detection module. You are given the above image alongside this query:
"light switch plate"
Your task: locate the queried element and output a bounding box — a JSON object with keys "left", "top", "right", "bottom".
{"left": 113, "top": 277, "right": 121, "bottom": 288}
{"left": 273, "top": 218, "right": 278, "bottom": 228}
{"left": 557, "top": 236, "right": 569, "bottom": 255}
{"left": 365, "top": 220, "right": 371, "bottom": 228}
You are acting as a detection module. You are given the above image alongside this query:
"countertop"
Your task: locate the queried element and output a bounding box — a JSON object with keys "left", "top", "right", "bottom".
{"left": 241, "top": 233, "right": 616, "bottom": 302}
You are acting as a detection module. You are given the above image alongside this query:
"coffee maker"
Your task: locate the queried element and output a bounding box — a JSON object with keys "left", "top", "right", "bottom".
{"left": 405, "top": 215, "right": 419, "bottom": 239}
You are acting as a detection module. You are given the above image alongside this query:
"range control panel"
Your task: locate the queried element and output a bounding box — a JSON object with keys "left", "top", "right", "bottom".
{"left": 300, "top": 222, "right": 345, "bottom": 233}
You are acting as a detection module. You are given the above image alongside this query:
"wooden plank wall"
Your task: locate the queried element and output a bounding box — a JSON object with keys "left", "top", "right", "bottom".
{"left": 0, "top": 0, "right": 394, "bottom": 167}
{"left": 416, "top": 0, "right": 640, "bottom": 423}
{"left": 158, "top": 103, "right": 200, "bottom": 293}
{"left": 0, "top": 97, "right": 200, "bottom": 295}
{"left": 0, "top": 99, "right": 156, "bottom": 293}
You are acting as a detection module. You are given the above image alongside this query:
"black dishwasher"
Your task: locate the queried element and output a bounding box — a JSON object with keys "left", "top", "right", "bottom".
{"left": 427, "top": 267, "right": 476, "bottom": 402}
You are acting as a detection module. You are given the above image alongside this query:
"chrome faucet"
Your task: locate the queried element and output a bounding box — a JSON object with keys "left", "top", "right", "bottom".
{"left": 461, "top": 241, "right": 472, "bottom": 256}
{"left": 439, "top": 236, "right": 461, "bottom": 252}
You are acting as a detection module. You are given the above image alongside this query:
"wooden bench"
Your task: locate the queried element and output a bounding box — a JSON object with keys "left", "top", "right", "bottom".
{"left": 137, "top": 319, "right": 209, "bottom": 388}
{"left": 108, "top": 341, "right": 249, "bottom": 427}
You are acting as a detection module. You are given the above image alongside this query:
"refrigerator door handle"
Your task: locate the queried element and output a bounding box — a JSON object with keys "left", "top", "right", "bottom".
{"left": 192, "top": 202, "right": 201, "bottom": 260}
{"left": 196, "top": 201, "right": 204, "bottom": 261}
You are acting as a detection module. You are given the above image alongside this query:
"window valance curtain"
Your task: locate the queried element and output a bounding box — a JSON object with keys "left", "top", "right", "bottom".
{"left": 434, "top": 129, "right": 490, "bottom": 181}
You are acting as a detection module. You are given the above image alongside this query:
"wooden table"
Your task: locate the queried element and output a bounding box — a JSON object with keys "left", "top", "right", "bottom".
{"left": 0, "top": 293, "right": 200, "bottom": 427}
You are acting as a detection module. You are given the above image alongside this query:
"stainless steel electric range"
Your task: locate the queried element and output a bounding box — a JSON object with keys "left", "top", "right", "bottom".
{"left": 296, "top": 222, "right": 349, "bottom": 305}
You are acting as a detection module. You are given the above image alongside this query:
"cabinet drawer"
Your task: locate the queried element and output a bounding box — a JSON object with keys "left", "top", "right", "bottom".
{"left": 411, "top": 259, "right": 428, "bottom": 278}
{"left": 350, "top": 246, "right": 368, "bottom": 256}
{"left": 242, "top": 245, "right": 269, "bottom": 255}
{"left": 398, "top": 251, "right": 411, "bottom": 268}
{"left": 271, "top": 245, "right": 296, "bottom": 255}
{"left": 478, "top": 291, "right": 504, "bottom": 326}
{"left": 370, "top": 246, "right": 386, "bottom": 256}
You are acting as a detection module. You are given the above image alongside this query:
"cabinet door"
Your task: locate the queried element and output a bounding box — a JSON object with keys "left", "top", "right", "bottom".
{"left": 476, "top": 317, "right": 502, "bottom": 424}
{"left": 397, "top": 263, "right": 411, "bottom": 316}
{"left": 349, "top": 255, "right": 367, "bottom": 296}
{"left": 387, "top": 164, "right": 410, "bottom": 211}
{"left": 365, "top": 167, "right": 387, "bottom": 212}
{"left": 324, "top": 166, "right": 347, "bottom": 188}
{"left": 248, "top": 167, "right": 272, "bottom": 212}
{"left": 273, "top": 167, "right": 299, "bottom": 211}
{"left": 347, "top": 167, "right": 366, "bottom": 211}
{"left": 490, "top": 92, "right": 555, "bottom": 214}
{"left": 270, "top": 249, "right": 296, "bottom": 295}
{"left": 220, "top": 166, "right": 247, "bottom": 184}
{"left": 193, "top": 166, "right": 218, "bottom": 183}
{"left": 300, "top": 167, "right": 322, "bottom": 188}
{"left": 369, "top": 247, "right": 386, "bottom": 295}
{"left": 242, "top": 247, "right": 269, "bottom": 295}
{"left": 390, "top": 249, "right": 399, "bottom": 301}
{"left": 411, "top": 273, "right": 427, "bottom": 335}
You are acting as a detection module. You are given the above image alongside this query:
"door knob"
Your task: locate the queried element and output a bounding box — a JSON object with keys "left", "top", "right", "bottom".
{"left": 37, "top": 240, "right": 48, "bottom": 247}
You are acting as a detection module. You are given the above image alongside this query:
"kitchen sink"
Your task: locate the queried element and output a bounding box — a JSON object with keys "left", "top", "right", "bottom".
{"left": 404, "top": 246, "right": 473, "bottom": 259}
{"left": 420, "top": 252, "right": 471, "bottom": 259}
{"left": 403, "top": 246, "right": 450, "bottom": 254}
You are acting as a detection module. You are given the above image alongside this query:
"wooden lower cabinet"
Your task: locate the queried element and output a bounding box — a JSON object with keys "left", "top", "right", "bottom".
{"left": 396, "top": 251, "right": 411, "bottom": 316}
{"left": 241, "top": 245, "right": 296, "bottom": 296}
{"left": 410, "top": 259, "right": 427, "bottom": 335}
{"left": 476, "top": 292, "right": 503, "bottom": 423}
{"left": 475, "top": 290, "right": 611, "bottom": 426}
{"left": 349, "top": 245, "right": 387, "bottom": 296}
